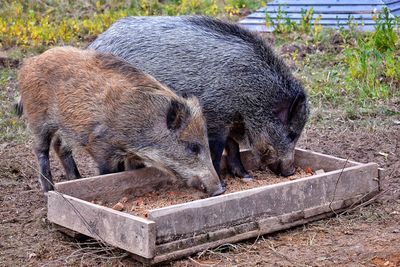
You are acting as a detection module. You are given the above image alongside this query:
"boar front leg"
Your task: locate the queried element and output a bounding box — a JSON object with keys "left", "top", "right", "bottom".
{"left": 208, "top": 133, "right": 227, "bottom": 188}
{"left": 53, "top": 135, "right": 81, "bottom": 180}
{"left": 225, "top": 137, "right": 253, "bottom": 181}
{"left": 34, "top": 131, "right": 54, "bottom": 192}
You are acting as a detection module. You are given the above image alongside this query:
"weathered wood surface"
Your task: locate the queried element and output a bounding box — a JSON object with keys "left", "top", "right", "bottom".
{"left": 49, "top": 148, "right": 382, "bottom": 263}
{"left": 149, "top": 163, "right": 378, "bottom": 243}
{"left": 47, "top": 191, "right": 156, "bottom": 258}
{"left": 231, "top": 147, "right": 361, "bottom": 172}
{"left": 151, "top": 194, "right": 373, "bottom": 263}
{"left": 55, "top": 167, "right": 177, "bottom": 203}
{"left": 54, "top": 148, "right": 357, "bottom": 203}
{"left": 236, "top": 147, "right": 361, "bottom": 172}
{"left": 294, "top": 148, "right": 360, "bottom": 171}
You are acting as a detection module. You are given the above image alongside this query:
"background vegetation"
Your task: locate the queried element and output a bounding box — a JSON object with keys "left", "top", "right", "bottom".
{"left": 0, "top": 0, "right": 399, "bottom": 142}
{"left": 0, "top": 0, "right": 264, "bottom": 48}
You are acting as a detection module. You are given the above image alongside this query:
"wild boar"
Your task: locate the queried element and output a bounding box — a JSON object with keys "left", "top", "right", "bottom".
{"left": 17, "top": 46, "right": 224, "bottom": 196}
{"left": 89, "top": 16, "right": 309, "bottom": 179}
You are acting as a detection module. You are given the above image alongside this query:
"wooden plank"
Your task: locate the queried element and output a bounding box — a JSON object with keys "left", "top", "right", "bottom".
{"left": 55, "top": 167, "right": 177, "bottom": 203}
{"left": 294, "top": 148, "right": 360, "bottom": 171}
{"left": 233, "top": 147, "right": 361, "bottom": 172}
{"left": 54, "top": 149, "right": 256, "bottom": 203}
{"left": 149, "top": 163, "right": 378, "bottom": 243}
{"left": 266, "top": 0, "right": 385, "bottom": 6}
{"left": 151, "top": 195, "right": 373, "bottom": 264}
{"left": 47, "top": 191, "right": 156, "bottom": 258}
{"left": 154, "top": 193, "right": 374, "bottom": 257}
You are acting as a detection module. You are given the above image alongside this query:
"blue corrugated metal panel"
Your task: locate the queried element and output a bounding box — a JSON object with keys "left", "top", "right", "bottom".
{"left": 262, "top": 0, "right": 384, "bottom": 7}
{"left": 383, "top": 0, "right": 400, "bottom": 5}
{"left": 239, "top": 0, "right": 398, "bottom": 32}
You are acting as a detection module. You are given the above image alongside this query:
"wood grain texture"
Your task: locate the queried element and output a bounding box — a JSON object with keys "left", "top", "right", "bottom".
{"left": 149, "top": 163, "right": 378, "bottom": 243}
{"left": 47, "top": 192, "right": 156, "bottom": 258}
{"left": 151, "top": 196, "right": 370, "bottom": 264}
{"left": 54, "top": 167, "right": 177, "bottom": 203}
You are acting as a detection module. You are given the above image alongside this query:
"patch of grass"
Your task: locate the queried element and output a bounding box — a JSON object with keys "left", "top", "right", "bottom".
{"left": 0, "top": 68, "right": 28, "bottom": 143}
{"left": 273, "top": 7, "right": 400, "bottom": 118}
{"left": 0, "top": 0, "right": 265, "bottom": 49}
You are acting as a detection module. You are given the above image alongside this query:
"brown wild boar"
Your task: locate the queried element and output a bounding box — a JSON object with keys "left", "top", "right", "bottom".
{"left": 17, "top": 47, "right": 225, "bottom": 197}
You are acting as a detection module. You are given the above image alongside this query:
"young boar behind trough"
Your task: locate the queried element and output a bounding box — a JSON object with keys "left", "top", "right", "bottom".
{"left": 89, "top": 16, "right": 309, "bottom": 180}
{"left": 17, "top": 47, "right": 224, "bottom": 197}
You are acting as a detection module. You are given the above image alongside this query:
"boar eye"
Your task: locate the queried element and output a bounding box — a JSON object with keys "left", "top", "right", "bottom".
{"left": 187, "top": 142, "right": 201, "bottom": 155}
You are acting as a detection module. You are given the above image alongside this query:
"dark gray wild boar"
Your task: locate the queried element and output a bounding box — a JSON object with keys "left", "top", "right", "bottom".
{"left": 17, "top": 46, "right": 224, "bottom": 196}
{"left": 89, "top": 16, "right": 309, "bottom": 179}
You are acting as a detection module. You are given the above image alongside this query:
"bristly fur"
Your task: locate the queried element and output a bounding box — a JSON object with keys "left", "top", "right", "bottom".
{"left": 17, "top": 46, "right": 222, "bottom": 195}
{"left": 89, "top": 16, "right": 309, "bottom": 177}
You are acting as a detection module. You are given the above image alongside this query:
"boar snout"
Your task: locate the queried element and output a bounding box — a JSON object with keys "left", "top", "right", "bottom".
{"left": 208, "top": 182, "right": 226, "bottom": 197}
{"left": 188, "top": 177, "right": 225, "bottom": 196}
{"left": 188, "top": 166, "right": 226, "bottom": 197}
{"left": 204, "top": 165, "right": 226, "bottom": 196}
{"left": 268, "top": 159, "right": 295, "bottom": 177}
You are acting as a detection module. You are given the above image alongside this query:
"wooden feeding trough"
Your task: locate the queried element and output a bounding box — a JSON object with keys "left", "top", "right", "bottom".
{"left": 47, "top": 148, "right": 383, "bottom": 264}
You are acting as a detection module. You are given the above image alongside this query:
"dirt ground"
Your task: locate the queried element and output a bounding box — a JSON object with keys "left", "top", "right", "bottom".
{"left": 1, "top": 55, "right": 400, "bottom": 266}
{"left": 1, "top": 104, "right": 399, "bottom": 267}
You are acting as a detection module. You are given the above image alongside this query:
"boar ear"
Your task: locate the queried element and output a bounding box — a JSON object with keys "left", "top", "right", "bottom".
{"left": 288, "top": 92, "right": 308, "bottom": 123}
{"left": 167, "top": 99, "right": 190, "bottom": 131}
{"left": 275, "top": 104, "right": 289, "bottom": 124}
{"left": 275, "top": 92, "right": 308, "bottom": 124}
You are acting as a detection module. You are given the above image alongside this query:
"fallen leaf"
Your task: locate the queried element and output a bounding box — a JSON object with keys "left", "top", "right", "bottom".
{"left": 112, "top": 202, "right": 124, "bottom": 211}
{"left": 305, "top": 167, "right": 313, "bottom": 174}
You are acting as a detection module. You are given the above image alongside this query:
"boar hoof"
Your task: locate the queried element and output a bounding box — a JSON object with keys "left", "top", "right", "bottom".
{"left": 241, "top": 174, "right": 253, "bottom": 182}
{"left": 210, "top": 186, "right": 226, "bottom": 197}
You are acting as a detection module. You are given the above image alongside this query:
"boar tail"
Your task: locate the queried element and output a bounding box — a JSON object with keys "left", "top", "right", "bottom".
{"left": 14, "top": 96, "right": 23, "bottom": 117}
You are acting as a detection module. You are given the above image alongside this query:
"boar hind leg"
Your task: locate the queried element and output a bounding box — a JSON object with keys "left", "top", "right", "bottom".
{"left": 124, "top": 157, "right": 145, "bottom": 171}
{"left": 225, "top": 137, "right": 253, "bottom": 181}
{"left": 34, "top": 131, "right": 54, "bottom": 192}
{"left": 53, "top": 135, "right": 81, "bottom": 180}
{"left": 91, "top": 152, "right": 122, "bottom": 175}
